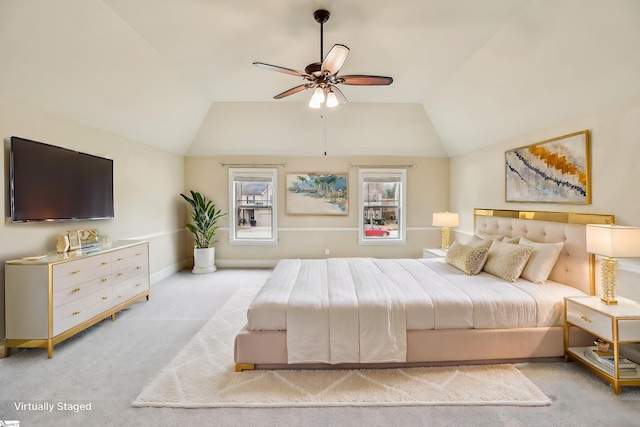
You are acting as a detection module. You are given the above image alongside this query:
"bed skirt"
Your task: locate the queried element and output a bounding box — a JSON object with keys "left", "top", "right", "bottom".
{"left": 234, "top": 326, "right": 594, "bottom": 370}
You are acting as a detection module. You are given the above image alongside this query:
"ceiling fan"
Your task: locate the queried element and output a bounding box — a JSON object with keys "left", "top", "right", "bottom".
{"left": 253, "top": 9, "right": 393, "bottom": 108}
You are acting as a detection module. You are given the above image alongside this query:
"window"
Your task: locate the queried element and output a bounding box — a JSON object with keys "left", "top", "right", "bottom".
{"left": 229, "top": 168, "right": 278, "bottom": 244}
{"left": 359, "top": 169, "right": 406, "bottom": 244}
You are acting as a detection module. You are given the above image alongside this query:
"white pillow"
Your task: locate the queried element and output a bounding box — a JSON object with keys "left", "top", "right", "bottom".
{"left": 445, "top": 241, "right": 490, "bottom": 275}
{"left": 483, "top": 240, "right": 534, "bottom": 282}
{"left": 519, "top": 237, "right": 564, "bottom": 284}
{"left": 466, "top": 235, "right": 493, "bottom": 248}
{"left": 475, "top": 232, "right": 505, "bottom": 241}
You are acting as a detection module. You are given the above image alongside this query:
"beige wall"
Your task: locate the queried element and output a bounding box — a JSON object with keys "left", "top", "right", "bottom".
{"left": 0, "top": 100, "right": 187, "bottom": 343}
{"left": 184, "top": 155, "right": 450, "bottom": 267}
{"left": 450, "top": 98, "right": 640, "bottom": 300}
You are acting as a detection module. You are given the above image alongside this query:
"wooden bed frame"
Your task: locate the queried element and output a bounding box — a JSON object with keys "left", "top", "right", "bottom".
{"left": 234, "top": 209, "right": 614, "bottom": 371}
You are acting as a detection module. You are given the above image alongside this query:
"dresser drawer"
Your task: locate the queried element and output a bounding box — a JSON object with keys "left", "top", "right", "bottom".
{"left": 113, "top": 273, "right": 148, "bottom": 303}
{"left": 53, "top": 275, "right": 111, "bottom": 308}
{"left": 53, "top": 288, "right": 114, "bottom": 336}
{"left": 52, "top": 259, "right": 89, "bottom": 291}
{"left": 53, "top": 297, "right": 88, "bottom": 336}
{"left": 566, "top": 300, "right": 612, "bottom": 340}
{"left": 111, "top": 244, "right": 148, "bottom": 272}
{"left": 83, "top": 289, "right": 115, "bottom": 321}
{"left": 84, "top": 253, "right": 112, "bottom": 281}
{"left": 112, "top": 263, "right": 148, "bottom": 285}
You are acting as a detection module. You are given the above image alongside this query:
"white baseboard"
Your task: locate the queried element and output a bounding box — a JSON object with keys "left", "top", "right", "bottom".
{"left": 217, "top": 259, "right": 278, "bottom": 269}
{"left": 151, "top": 260, "right": 187, "bottom": 284}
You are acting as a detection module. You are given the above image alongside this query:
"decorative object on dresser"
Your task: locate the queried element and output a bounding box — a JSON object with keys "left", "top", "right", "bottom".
{"left": 67, "top": 230, "right": 81, "bottom": 250}
{"left": 564, "top": 295, "right": 640, "bottom": 394}
{"left": 586, "top": 224, "right": 640, "bottom": 305}
{"left": 4, "top": 241, "right": 150, "bottom": 358}
{"left": 180, "top": 190, "right": 227, "bottom": 274}
{"left": 55, "top": 235, "right": 70, "bottom": 253}
{"left": 505, "top": 130, "right": 590, "bottom": 204}
{"left": 432, "top": 211, "right": 459, "bottom": 250}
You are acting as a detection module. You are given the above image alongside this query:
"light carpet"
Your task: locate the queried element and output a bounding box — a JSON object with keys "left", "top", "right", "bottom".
{"left": 133, "top": 287, "right": 551, "bottom": 408}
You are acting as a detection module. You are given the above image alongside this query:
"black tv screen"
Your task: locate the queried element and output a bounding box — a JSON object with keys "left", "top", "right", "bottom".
{"left": 10, "top": 136, "right": 114, "bottom": 222}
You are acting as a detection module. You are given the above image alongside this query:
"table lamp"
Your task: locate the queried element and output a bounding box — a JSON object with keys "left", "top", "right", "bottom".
{"left": 586, "top": 224, "right": 640, "bottom": 305}
{"left": 432, "top": 212, "right": 460, "bottom": 250}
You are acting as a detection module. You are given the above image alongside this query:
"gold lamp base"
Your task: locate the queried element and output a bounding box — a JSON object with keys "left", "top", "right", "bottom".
{"left": 441, "top": 227, "right": 451, "bottom": 250}
{"left": 600, "top": 257, "right": 618, "bottom": 305}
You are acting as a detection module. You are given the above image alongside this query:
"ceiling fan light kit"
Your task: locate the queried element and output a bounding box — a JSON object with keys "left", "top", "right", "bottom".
{"left": 253, "top": 9, "right": 393, "bottom": 109}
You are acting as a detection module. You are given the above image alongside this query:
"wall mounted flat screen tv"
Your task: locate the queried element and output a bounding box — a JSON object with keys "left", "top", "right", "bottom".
{"left": 9, "top": 136, "right": 114, "bottom": 222}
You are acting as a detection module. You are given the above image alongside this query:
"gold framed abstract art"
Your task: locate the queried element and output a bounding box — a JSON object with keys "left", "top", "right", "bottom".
{"left": 505, "top": 130, "right": 591, "bottom": 204}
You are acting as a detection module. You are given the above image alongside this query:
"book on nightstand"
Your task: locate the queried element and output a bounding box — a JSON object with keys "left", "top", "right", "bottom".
{"left": 583, "top": 347, "right": 638, "bottom": 377}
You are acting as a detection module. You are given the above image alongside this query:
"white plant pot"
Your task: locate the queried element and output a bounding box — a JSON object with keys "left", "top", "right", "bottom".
{"left": 192, "top": 247, "right": 217, "bottom": 274}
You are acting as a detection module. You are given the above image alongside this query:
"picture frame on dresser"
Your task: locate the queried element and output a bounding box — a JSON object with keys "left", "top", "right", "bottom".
{"left": 67, "top": 230, "right": 81, "bottom": 250}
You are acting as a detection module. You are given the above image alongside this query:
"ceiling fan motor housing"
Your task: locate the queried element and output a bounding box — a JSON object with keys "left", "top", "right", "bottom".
{"left": 313, "top": 9, "right": 330, "bottom": 24}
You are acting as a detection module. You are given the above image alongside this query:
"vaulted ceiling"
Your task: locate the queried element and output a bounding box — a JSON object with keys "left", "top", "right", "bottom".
{"left": 2, "top": 1, "right": 640, "bottom": 157}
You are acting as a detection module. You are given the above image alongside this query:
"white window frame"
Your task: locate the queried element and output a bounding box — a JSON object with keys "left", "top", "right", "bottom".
{"left": 358, "top": 168, "right": 406, "bottom": 245}
{"left": 228, "top": 168, "right": 278, "bottom": 245}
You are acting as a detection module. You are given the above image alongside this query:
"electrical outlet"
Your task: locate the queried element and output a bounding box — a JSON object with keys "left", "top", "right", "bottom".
{"left": 324, "top": 248, "right": 330, "bottom": 255}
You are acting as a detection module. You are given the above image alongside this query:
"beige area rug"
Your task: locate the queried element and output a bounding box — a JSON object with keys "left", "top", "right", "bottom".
{"left": 133, "top": 287, "right": 551, "bottom": 408}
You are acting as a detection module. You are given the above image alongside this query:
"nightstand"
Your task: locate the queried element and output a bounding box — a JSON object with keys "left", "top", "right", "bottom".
{"left": 423, "top": 248, "right": 447, "bottom": 258}
{"left": 564, "top": 296, "right": 640, "bottom": 394}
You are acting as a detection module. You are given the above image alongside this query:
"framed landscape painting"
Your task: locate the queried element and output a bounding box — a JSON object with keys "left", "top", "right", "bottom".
{"left": 505, "top": 130, "right": 591, "bottom": 204}
{"left": 286, "top": 173, "right": 348, "bottom": 215}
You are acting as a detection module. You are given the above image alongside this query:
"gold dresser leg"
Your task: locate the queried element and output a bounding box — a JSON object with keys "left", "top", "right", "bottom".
{"left": 235, "top": 363, "right": 255, "bottom": 372}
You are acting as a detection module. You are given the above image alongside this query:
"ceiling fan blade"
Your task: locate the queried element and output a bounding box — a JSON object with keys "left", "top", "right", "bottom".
{"left": 253, "top": 62, "right": 307, "bottom": 78}
{"left": 330, "top": 86, "right": 348, "bottom": 105}
{"left": 273, "top": 85, "right": 308, "bottom": 99}
{"left": 339, "top": 75, "right": 394, "bottom": 85}
{"left": 321, "top": 44, "right": 350, "bottom": 75}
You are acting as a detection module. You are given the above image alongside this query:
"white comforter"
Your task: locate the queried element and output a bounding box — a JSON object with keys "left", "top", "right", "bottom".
{"left": 246, "top": 258, "right": 586, "bottom": 364}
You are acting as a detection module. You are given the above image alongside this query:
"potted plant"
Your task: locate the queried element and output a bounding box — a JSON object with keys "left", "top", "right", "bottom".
{"left": 180, "top": 190, "right": 227, "bottom": 274}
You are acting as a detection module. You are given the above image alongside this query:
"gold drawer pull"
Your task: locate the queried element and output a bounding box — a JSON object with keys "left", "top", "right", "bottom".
{"left": 101, "top": 262, "right": 108, "bottom": 265}
{"left": 135, "top": 252, "right": 142, "bottom": 256}
{"left": 101, "top": 278, "right": 108, "bottom": 282}
{"left": 117, "top": 273, "right": 123, "bottom": 277}
{"left": 580, "top": 315, "right": 593, "bottom": 323}
{"left": 136, "top": 283, "right": 142, "bottom": 287}
{"left": 71, "top": 287, "right": 81, "bottom": 293}
{"left": 102, "top": 296, "right": 108, "bottom": 300}
{"left": 117, "top": 257, "right": 124, "bottom": 261}
{"left": 71, "top": 270, "right": 81, "bottom": 275}
{"left": 72, "top": 311, "right": 81, "bottom": 315}
{"left": 136, "top": 266, "right": 142, "bottom": 270}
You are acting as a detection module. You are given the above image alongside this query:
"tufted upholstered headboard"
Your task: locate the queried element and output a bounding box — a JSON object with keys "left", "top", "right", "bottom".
{"left": 474, "top": 209, "right": 614, "bottom": 295}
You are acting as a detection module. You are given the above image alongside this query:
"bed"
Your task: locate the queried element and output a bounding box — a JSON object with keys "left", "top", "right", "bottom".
{"left": 234, "top": 209, "right": 614, "bottom": 371}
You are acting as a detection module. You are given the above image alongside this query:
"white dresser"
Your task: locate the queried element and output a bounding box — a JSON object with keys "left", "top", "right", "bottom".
{"left": 4, "top": 241, "right": 149, "bottom": 358}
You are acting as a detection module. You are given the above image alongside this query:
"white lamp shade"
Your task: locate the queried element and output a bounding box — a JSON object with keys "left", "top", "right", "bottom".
{"left": 308, "top": 97, "right": 322, "bottom": 109}
{"left": 311, "top": 87, "right": 325, "bottom": 103}
{"left": 326, "top": 90, "right": 339, "bottom": 108}
{"left": 586, "top": 224, "right": 640, "bottom": 257}
{"left": 432, "top": 212, "right": 460, "bottom": 228}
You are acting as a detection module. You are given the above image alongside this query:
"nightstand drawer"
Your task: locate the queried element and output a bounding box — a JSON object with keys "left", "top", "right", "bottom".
{"left": 566, "top": 301, "right": 612, "bottom": 340}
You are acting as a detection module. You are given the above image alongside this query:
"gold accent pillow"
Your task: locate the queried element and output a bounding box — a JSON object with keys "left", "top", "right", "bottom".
{"left": 445, "top": 241, "right": 490, "bottom": 275}
{"left": 483, "top": 240, "right": 534, "bottom": 282}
